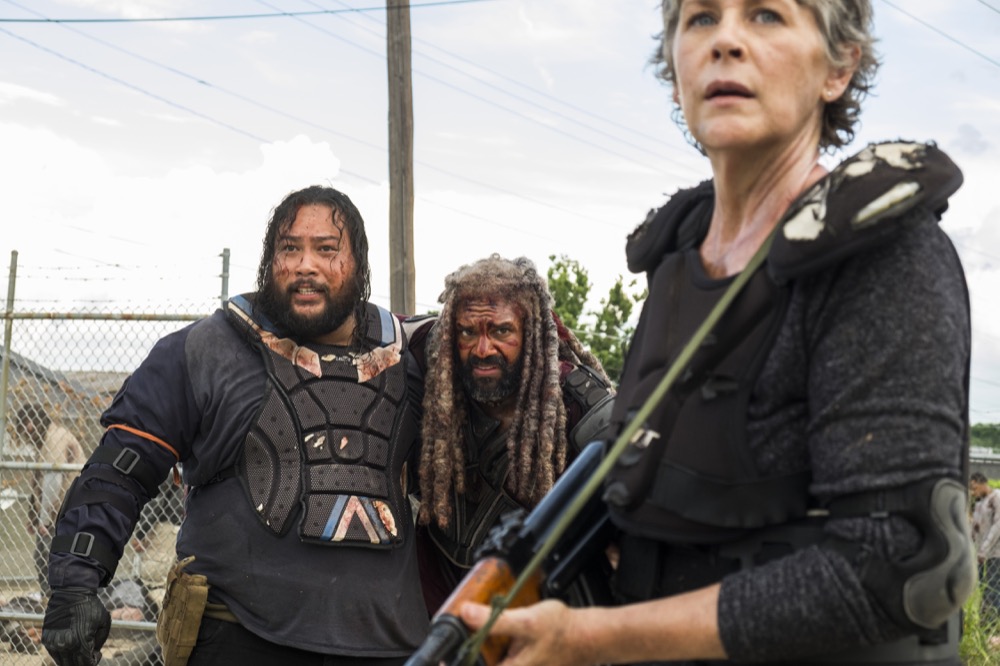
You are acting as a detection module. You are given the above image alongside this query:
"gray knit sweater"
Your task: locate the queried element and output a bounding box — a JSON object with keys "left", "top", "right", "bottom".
{"left": 717, "top": 217, "right": 969, "bottom": 662}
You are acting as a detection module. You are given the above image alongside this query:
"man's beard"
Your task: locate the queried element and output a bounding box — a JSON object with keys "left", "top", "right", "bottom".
{"left": 257, "top": 276, "right": 361, "bottom": 343}
{"left": 460, "top": 353, "right": 523, "bottom": 406}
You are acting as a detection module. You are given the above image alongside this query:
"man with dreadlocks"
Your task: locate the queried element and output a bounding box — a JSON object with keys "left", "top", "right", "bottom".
{"left": 39, "top": 185, "right": 428, "bottom": 666}
{"left": 406, "top": 254, "right": 615, "bottom": 613}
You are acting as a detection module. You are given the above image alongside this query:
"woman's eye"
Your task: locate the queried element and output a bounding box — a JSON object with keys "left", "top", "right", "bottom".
{"left": 754, "top": 9, "right": 782, "bottom": 24}
{"left": 687, "top": 12, "right": 716, "bottom": 28}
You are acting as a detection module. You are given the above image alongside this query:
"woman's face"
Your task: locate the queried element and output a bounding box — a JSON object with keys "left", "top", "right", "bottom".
{"left": 671, "top": 0, "right": 849, "bottom": 157}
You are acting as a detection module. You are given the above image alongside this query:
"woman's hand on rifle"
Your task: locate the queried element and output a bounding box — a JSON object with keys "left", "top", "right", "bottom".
{"left": 460, "top": 599, "right": 590, "bottom": 666}
{"left": 460, "top": 583, "right": 727, "bottom": 665}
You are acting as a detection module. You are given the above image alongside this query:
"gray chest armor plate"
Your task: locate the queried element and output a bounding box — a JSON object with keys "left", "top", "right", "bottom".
{"left": 227, "top": 297, "right": 415, "bottom": 548}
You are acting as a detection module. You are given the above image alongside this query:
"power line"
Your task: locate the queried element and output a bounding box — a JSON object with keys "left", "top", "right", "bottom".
{"left": 974, "top": 0, "right": 1000, "bottom": 17}
{"left": 974, "top": 375, "right": 1000, "bottom": 389}
{"left": 953, "top": 240, "right": 1000, "bottom": 265}
{"left": 253, "top": 0, "right": 696, "bottom": 185}
{"left": 411, "top": 36, "right": 689, "bottom": 157}
{"left": 413, "top": 54, "right": 683, "bottom": 171}
{"left": 0, "top": 4, "right": 625, "bottom": 246}
{"left": 413, "top": 69, "right": 675, "bottom": 178}
{"left": 0, "top": 27, "right": 270, "bottom": 140}
{"left": 0, "top": 27, "right": 383, "bottom": 188}
{"left": 32, "top": 0, "right": 668, "bottom": 227}
{"left": 0, "top": 0, "right": 493, "bottom": 23}
{"left": 879, "top": 0, "right": 1000, "bottom": 71}
{"left": 4, "top": 0, "right": 694, "bottom": 224}
{"left": 249, "top": 0, "right": 679, "bottom": 223}
{"left": 2, "top": 0, "right": 388, "bottom": 155}
{"left": 303, "top": 0, "right": 700, "bottom": 169}
{"left": 0, "top": 32, "right": 612, "bottom": 251}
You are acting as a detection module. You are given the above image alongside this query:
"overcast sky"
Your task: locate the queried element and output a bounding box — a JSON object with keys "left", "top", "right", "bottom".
{"left": 1, "top": 0, "right": 998, "bottom": 421}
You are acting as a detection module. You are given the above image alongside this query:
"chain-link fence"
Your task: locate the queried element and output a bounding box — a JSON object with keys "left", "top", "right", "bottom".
{"left": 1, "top": 251, "right": 227, "bottom": 665}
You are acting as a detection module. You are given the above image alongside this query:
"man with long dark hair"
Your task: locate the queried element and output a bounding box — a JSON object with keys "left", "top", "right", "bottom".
{"left": 408, "top": 255, "right": 615, "bottom": 612}
{"left": 40, "top": 186, "right": 428, "bottom": 666}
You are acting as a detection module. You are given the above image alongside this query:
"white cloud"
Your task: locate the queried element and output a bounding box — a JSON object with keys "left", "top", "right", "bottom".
{"left": 0, "top": 126, "right": 362, "bottom": 303}
{"left": 0, "top": 81, "right": 64, "bottom": 106}
{"left": 55, "top": 0, "right": 180, "bottom": 16}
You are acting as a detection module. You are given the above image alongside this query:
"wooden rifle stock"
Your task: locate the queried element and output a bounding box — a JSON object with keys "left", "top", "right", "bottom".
{"left": 405, "top": 558, "right": 542, "bottom": 666}
{"left": 404, "top": 441, "right": 608, "bottom": 666}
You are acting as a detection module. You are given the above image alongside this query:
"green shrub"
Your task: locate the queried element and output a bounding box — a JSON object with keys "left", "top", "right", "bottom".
{"left": 961, "top": 578, "right": 1000, "bottom": 665}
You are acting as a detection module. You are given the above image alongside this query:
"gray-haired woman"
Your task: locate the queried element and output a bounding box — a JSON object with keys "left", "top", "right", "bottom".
{"left": 462, "top": 1, "right": 974, "bottom": 664}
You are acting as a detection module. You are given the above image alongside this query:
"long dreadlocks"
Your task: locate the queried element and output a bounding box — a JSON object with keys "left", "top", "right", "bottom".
{"left": 418, "top": 254, "right": 610, "bottom": 529}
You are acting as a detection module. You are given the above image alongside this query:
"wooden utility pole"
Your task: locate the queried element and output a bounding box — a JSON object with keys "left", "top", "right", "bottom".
{"left": 387, "top": 0, "right": 415, "bottom": 314}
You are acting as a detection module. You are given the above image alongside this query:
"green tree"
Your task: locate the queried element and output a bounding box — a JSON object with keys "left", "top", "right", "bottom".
{"left": 587, "top": 275, "right": 645, "bottom": 381}
{"left": 547, "top": 254, "right": 646, "bottom": 384}
{"left": 545, "top": 254, "right": 590, "bottom": 332}
{"left": 971, "top": 423, "right": 1000, "bottom": 451}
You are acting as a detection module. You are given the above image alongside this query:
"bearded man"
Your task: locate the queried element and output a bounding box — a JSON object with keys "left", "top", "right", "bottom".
{"left": 40, "top": 186, "right": 428, "bottom": 666}
{"left": 406, "top": 255, "right": 615, "bottom": 612}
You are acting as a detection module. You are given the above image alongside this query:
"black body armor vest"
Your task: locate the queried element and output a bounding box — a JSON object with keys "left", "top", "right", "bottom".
{"left": 604, "top": 247, "right": 805, "bottom": 543}
{"left": 605, "top": 141, "right": 965, "bottom": 543}
{"left": 227, "top": 296, "right": 416, "bottom": 548}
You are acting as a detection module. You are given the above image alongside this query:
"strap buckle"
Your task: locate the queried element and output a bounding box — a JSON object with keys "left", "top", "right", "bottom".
{"left": 112, "top": 448, "right": 140, "bottom": 475}
{"left": 69, "top": 532, "right": 95, "bottom": 558}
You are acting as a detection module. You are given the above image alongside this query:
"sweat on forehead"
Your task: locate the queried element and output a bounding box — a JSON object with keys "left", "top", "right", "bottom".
{"left": 279, "top": 204, "right": 345, "bottom": 234}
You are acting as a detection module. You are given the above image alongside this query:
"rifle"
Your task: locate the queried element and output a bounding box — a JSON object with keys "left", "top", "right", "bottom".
{"left": 405, "top": 439, "right": 613, "bottom": 666}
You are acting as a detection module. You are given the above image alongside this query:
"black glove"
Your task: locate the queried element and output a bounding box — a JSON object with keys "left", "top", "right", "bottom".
{"left": 42, "top": 587, "right": 111, "bottom": 666}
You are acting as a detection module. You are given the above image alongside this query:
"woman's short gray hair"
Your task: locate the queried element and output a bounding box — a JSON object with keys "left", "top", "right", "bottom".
{"left": 653, "top": 0, "right": 879, "bottom": 150}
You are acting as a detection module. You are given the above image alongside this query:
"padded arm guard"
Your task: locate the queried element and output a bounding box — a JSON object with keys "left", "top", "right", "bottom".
{"left": 832, "top": 478, "right": 977, "bottom": 632}
{"left": 51, "top": 444, "right": 164, "bottom": 585}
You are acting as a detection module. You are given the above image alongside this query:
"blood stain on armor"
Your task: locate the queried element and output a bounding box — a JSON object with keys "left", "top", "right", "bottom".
{"left": 374, "top": 500, "right": 398, "bottom": 537}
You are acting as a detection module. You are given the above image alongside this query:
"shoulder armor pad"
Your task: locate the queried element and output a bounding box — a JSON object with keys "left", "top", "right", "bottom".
{"left": 400, "top": 313, "right": 436, "bottom": 340}
{"left": 626, "top": 180, "right": 714, "bottom": 274}
{"left": 769, "top": 141, "right": 963, "bottom": 284}
{"left": 226, "top": 293, "right": 276, "bottom": 341}
{"left": 400, "top": 314, "right": 437, "bottom": 375}
{"left": 563, "top": 365, "right": 615, "bottom": 452}
{"left": 363, "top": 303, "right": 403, "bottom": 350}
